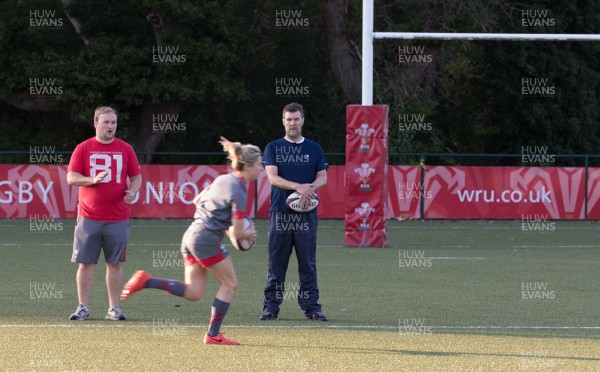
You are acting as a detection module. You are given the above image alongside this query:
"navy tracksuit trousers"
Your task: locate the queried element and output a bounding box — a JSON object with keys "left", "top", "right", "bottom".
{"left": 263, "top": 212, "right": 322, "bottom": 315}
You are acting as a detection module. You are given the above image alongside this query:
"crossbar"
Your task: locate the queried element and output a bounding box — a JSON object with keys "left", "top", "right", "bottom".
{"left": 362, "top": 0, "right": 600, "bottom": 104}
{"left": 373, "top": 32, "right": 600, "bottom": 41}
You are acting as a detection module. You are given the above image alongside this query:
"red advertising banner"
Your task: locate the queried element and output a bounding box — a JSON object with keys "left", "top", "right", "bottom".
{"left": 345, "top": 105, "right": 389, "bottom": 247}
{"left": 1, "top": 164, "right": 598, "bottom": 220}
{"left": 0, "top": 165, "right": 75, "bottom": 218}
{"left": 0, "top": 164, "right": 345, "bottom": 219}
{"left": 387, "top": 166, "right": 422, "bottom": 219}
{"left": 133, "top": 165, "right": 228, "bottom": 218}
{"left": 0, "top": 164, "right": 233, "bottom": 219}
{"left": 584, "top": 168, "right": 600, "bottom": 220}
{"left": 423, "top": 166, "right": 586, "bottom": 219}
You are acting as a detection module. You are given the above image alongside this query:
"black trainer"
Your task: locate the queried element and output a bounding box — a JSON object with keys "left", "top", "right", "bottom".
{"left": 306, "top": 311, "right": 328, "bottom": 321}
{"left": 259, "top": 312, "right": 278, "bottom": 320}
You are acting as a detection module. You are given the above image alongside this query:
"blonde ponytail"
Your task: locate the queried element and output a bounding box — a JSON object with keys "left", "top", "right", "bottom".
{"left": 220, "top": 136, "right": 261, "bottom": 171}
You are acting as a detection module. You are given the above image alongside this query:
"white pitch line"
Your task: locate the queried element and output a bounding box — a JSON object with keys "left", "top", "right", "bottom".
{"left": 1, "top": 324, "right": 599, "bottom": 330}
{"left": 0, "top": 324, "right": 395, "bottom": 330}
{"left": 393, "top": 245, "right": 600, "bottom": 249}
{"left": 390, "top": 226, "right": 600, "bottom": 230}
{"left": 428, "top": 257, "right": 487, "bottom": 260}
{"left": 0, "top": 243, "right": 181, "bottom": 247}
{"left": 423, "top": 326, "right": 600, "bottom": 330}
{"left": 2, "top": 243, "right": 600, "bottom": 250}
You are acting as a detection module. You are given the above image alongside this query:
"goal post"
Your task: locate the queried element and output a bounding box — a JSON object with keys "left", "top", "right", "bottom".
{"left": 346, "top": 0, "right": 600, "bottom": 246}
{"left": 361, "top": 0, "right": 600, "bottom": 105}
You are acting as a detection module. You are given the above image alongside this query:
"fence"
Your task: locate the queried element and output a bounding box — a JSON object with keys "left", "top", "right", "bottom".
{"left": 2, "top": 151, "right": 600, "bottom": 220}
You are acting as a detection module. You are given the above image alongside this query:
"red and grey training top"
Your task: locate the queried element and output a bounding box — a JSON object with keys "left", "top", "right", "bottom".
{"left": 191, "top": 173, "right": 248, "bottom": 240}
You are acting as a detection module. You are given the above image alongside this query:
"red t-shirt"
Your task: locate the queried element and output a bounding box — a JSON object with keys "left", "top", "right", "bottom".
{"left": 68, "top": 137, "right": 141, "bottom": 221}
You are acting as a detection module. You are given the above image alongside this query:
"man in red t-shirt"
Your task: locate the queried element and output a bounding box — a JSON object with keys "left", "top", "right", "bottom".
{"left": 67, "top": 106, "right": 142, "bottom": 321}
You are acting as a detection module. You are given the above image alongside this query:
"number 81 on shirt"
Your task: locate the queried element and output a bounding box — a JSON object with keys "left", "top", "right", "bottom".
{"left": 90, "top": 153, "right": 123, "bottom": 184}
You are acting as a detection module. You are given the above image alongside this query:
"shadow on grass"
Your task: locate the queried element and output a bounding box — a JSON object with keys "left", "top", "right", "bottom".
{"left": 246, "top": 342, "right": 600, "bottom": 362}
{"left": 431, "top": 328, "right": 600, "bottom": 340}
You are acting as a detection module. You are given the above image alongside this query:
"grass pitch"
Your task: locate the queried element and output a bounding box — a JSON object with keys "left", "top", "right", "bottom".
{"left": 1, "top": 218, "right": 599, "bottom": 370}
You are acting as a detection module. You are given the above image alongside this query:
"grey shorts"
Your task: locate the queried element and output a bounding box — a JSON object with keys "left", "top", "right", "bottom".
{"left": 180, "top": 223, "right": 229, "bottom": 268}
{"left": 71, "top": 216, "right": 129, "bottom": 264}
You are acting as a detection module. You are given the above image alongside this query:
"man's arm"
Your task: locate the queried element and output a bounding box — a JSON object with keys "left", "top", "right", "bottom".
{"left": 67, "top": 171, "right": 107, "bottom": 186}
{"left": 265, "top": 165, "right": 327, "bottom": 201}
{"left": 124, "top": 174, "right": 142, "bottom": 204}
{"left": 309, "top": 169, "right": 327, "bottom": 191}
{"left": 265, "top": 165, "right": 314, "bottom": 195}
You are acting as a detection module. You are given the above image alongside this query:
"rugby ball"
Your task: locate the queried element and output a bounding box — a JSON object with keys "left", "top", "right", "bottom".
{"left": 286, "top": 191, "right": 320, "bottom": 213}
{"left": 228, "top": 217, "right": 255, "bottom": 251}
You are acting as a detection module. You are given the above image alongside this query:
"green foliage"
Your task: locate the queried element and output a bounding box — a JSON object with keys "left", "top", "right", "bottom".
{"left": 372, "top": 1, "right": 600, "bottom": 161}
{"left": 0, "top": 0, "right": 251, "bottom": 154}
{"left": 2, "top": 0, "right": 600, "bottom": 164}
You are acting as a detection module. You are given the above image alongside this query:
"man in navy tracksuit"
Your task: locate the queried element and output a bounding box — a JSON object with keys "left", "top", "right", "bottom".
{"left": 260, "top": 102, "right": 329, "bottom": 321}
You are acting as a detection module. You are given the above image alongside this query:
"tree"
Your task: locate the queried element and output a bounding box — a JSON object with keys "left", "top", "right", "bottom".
{"left": 2, "top": 0, "right": 600, "bottom": 166}
{"left": 334, "top": 0, "right": 600, "bottom": 165}
{"left": 0, "top": 0, "right": 248, "bottom": 162}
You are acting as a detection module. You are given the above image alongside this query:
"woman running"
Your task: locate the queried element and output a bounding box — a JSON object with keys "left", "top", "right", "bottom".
{"left": 121, "top": 137, "right": 263, "bottom": 345}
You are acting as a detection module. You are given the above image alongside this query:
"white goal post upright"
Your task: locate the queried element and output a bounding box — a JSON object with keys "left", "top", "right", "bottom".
{"left": 346, "top": 0, "right": 600, "bottom": 246}
{"left": 361, "top": 0, "right": 600, "bottom": 105}
{"left": 361, "top": 0, "right": 375, "bottom": 105}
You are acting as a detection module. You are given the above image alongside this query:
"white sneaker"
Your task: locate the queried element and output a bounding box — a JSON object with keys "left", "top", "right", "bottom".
{"left": 105, "top": 305, "right": 126, "bottom": 321}
{"left": 69, "top": 304, "right": 90, "bottom": 320}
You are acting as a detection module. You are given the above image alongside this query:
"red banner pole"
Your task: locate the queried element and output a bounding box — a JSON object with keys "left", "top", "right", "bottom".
{"left": 345, "top": 105, "right": 389, "bottom": 247}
